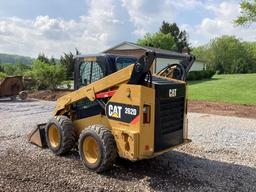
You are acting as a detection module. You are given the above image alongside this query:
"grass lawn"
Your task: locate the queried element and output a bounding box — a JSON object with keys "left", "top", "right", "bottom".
{"left": 188, "top": 73, "right": 256, "bottom": 105}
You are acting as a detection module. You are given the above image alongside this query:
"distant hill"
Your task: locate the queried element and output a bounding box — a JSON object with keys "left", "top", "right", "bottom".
{"left": 0, "top": 53, "right": 33, "bottom": 65}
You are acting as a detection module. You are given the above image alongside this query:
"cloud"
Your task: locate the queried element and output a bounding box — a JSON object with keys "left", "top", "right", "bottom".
{"left": 0, "top": 0, "right": 134, "bottom": 57}
{"left": 121, "top": 0, "right": 176, "bottom": 36}
{"left": 0, "top": 0, "right": 255, "bottom": 57}
{"left": 0, "top": 20, "right": 12, "bottom": 36}
{"left": 194, "top": 1, "right": 256, "bottom": 44}
{"left": 1, "top": 0, "right": 166, "bottom": 57}
{"left": 79, "top": 0, "right": 133, "bottom": 46}
{"left": 172, "top": 0, "right": 203, "bottom": 9}
{"left": 0, "top": 0, "right": 179, "bottom": 57}
{"left": 0, "top": 16, "right": 80, "bottom": 57}
{"left": 205, "top": 1, "right": 239, "bottom": 19}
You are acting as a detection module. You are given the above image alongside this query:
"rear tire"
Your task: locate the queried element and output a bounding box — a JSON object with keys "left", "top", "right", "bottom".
{"left": 45, "top": 116, "right": 75, "bottom": 155}
{"left": 78, "top": 125, "right": 117, "bottom": 172}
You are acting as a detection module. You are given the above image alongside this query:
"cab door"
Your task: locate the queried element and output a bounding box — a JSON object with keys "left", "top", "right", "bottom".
{"left": 74, "top": 57, "right": 106, "bottom": 90}
{"left": 73, "top": 58, "right": 106, "bottom": 119}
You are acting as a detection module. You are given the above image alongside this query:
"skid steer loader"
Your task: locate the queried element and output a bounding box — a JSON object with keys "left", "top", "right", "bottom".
{"left": 27, "top": 51, "right": 195, "bottom": 172}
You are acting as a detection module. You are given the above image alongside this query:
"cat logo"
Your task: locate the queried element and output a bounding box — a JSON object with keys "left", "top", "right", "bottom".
{"left": 108, "top": 104, "right": 122, "bottom": 118}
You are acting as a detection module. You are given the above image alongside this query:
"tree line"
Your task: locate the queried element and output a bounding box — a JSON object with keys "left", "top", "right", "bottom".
{"left": 192, "top": 36, "right": 256, "bottom": 74}
{"left": 137, "top": 20, "right": 256, "bottom": 74}
{"left": 0, "top": 53, "right": 32, "bottom": 65}
{"left": 0, "top": 52, "right": 76, "bottom": 90}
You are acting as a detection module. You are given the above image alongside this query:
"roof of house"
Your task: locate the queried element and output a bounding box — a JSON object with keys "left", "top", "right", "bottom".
{"left": 102, "top": 41, "right": 191, "bottom": 59}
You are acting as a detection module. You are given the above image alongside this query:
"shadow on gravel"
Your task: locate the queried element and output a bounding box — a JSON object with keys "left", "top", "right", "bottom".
{"left": 1, "top": 149, "right": 255, "bottom": 191}
{"left": 65, "top": 150, "right": 80, "bottom": 160}
{"left": 105, "top": 151, "right": 256, "bottom": 191}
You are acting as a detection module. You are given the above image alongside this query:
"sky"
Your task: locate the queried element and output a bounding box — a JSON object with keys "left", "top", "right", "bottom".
{"left": 0, "top": 0, "right": 255, "bottom": 58}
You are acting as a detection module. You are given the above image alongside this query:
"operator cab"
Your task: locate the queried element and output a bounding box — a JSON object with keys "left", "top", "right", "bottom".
{"left": 73, "top": 54, "right": 137, "bottom": 120}
{"left": 74, "top": 52, "right": 193, "bottom": 91}
{"left": 74, "top": 54, "right": 137, "bottom": 90}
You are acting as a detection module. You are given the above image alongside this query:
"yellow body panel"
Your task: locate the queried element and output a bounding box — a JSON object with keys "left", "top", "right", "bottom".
{"left": 73, "top": 115, "right": 110, "bottom": 136}
{"left": 106, "top": 84, "right": 155, "bottom": 160}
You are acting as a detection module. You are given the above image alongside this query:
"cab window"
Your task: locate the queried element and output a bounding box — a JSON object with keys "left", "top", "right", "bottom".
{"left": 79, "top": 59, "right": 104, "bottom": 86}
{"left": 115, "top": 57, "right": 137, "bottom": 70}
{"left": 80, "top": 61, "right": 91, "bottom": 85}
{"left": 91, "top": 61, "right": 104, "bottom": 82}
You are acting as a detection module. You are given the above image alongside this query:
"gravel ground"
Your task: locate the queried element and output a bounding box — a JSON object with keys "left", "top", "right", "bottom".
{"left": 0, "top": 98, "right": 255, "bottom": 192}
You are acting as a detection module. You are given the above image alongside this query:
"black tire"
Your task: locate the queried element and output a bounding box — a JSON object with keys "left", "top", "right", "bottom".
{"left": 19, "top": 91, "right": 28, "bottom": 100}
{"left": 45, "top": 115, "right": 75, "bottom": 155}
{"left": 78, "top": 125, "right": 117, "bottom": 172}
{"left": 10, "top": 95, "right": 17, "bottom": 100}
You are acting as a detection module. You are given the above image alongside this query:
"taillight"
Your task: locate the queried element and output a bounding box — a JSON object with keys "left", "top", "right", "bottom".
{"left": 143, "top": 105, "right": 151, "bottom": 123}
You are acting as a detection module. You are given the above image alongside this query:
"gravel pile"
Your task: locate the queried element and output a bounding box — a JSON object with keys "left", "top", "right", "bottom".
{"left": 0, "top": 98, "right": 255, "bottom": 192}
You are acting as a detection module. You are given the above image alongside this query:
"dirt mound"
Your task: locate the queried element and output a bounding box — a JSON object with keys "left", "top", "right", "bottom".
{"left": 188, "top": 100, "right": 256, "bottom": 119}
{"left": 29, "top": 90, "right": 71, "bottom": 101}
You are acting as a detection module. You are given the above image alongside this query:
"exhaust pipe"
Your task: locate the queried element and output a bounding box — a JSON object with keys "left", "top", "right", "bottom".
{"left": 27, "top": 123, "right": 48, "bottom": 148}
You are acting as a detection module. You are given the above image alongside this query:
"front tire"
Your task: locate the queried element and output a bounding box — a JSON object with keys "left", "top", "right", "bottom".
{"left": 78, "top": 125, "right": 117, "bottom": 172}
{"left": 45, "top": 116, "right": 75, "bottom": 155}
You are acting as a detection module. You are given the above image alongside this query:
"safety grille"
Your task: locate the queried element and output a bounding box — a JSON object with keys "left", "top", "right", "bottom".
{"left": 159, "top": 97, "right": 184, "bottom": 135}
{"left": 152, "top": 76, "right": 186, "bottom": 152}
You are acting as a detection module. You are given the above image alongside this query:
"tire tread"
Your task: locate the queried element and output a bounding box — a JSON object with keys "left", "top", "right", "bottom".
{"left": 46, "top": 115, "right": 75, "bottom": 155}
{"left": 78, "top": 124, "right": 117, "bottom": 172}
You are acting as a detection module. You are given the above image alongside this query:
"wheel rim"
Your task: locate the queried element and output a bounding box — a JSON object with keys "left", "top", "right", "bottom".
{"left": 48, "top": 124, "right": 60, "bottom": 148}
{"left": 83, "top": 136, "right": 99, "bottom": 164}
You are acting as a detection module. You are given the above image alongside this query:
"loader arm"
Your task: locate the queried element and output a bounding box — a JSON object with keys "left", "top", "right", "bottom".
{"left": 53, "top": 64, "right": 134, "bottom": 116}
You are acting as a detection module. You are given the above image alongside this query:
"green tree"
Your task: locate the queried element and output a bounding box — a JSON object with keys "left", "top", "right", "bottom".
{"left": 137, "top": 32, "right": 176, "bottom": 50}
{"left": 1, "top": 63, "right": 16, "bottom": 75}
{"left": 15, "top": 62, "right": 31, "bottom": 75}
{"left": 160, "top": 21, "right": 190, "bottom": 52}
{"left": 37, "top": 53, "right": 50, "bottom": 64}
{"left": 60, "top": 52, "right": 76, "bottom": 80}
{"left": 243, "top": 41, "right": 256, "bottom": 71}
{"left": 13, "top": 59, "right": 31, "bottom": 75}
{"left": 234, "top": 0, "right": 256, "bottom": 25}
{"left": 75, "top": 48, "right": 81, "bottom": 55}
{"left": 194, "top": 36, "right": 254, "bottom": 74}
{"left": 192, "top": 46, "right": 209, "bottom": 62}
{"left": 0, "top": 72, "right": 7, "bottom": 78}
{"left": 0, "top": 62, "right": 31, "bottom": 76}
{"left": 0, "top": 64, "right": 4, "bottom": 72}
{"left": 28, "top": 60, "right": 65, "bottom": 90}
{"left": 211, "top": 36, "right": 252, "bottom": 73}
{"left": 49, "top": 57, "right": 56, "bottom": 65}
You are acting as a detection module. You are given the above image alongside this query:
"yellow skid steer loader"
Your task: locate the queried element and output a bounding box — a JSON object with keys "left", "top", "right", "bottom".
{"left": 27, "top": 51, "right": 195, "bottom": 172}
